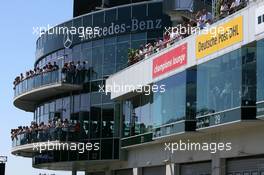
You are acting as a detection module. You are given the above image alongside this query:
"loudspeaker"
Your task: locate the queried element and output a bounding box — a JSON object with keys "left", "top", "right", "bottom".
{"left": 0, "top": 163, "right": 5, "bottom": 175}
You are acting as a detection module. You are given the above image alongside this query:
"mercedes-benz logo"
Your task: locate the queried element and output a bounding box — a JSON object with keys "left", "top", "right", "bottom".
{"left": 63, "top": 30, "right": 73, "bottom": 49}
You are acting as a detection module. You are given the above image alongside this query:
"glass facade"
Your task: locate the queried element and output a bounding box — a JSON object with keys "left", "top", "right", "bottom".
{"left": 153, "top": 72, "right": 187, "bottom": 127}
{"left": 33, "top": 138, "right": 120, "bottom": 165}
{"left": 121, "top": 44, "right": 257, "bottom": 144}
{"left": 197, "top": 44, "right": 256, "bottom": 128}
{"left": 35, "top": 1, "right": 170, "bottom": 60}
{"left": 153, "top": 68, "right": 196, "bottom": 137}
{"left": 33, "top": 92, "right": 120, "bottom": 140}
{"left": 257, "top": 39, "right": 264, "bottom": 117}
{"left": 121, "top": 68, "right": 197, "bottom": 141}
{"left": 122, "top": 94, "right": 153, "bottom": 138}
{"left": 12, "top": 1, "right": 171, "bottom": 165}
{"left": 197, "top": 49, "right": 242, "bottom": 116}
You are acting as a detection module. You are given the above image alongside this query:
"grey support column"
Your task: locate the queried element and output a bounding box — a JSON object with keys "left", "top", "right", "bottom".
{"left": 166, "top": 163, "right": 175, "bottom": 175}
{"left": 212, "top": 157, "right": 226, "bottom": 175}
{"left": 133, "top": 167, "right": 143, "bottom": 175}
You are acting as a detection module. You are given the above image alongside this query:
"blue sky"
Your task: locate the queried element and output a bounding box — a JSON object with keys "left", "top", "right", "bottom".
{"left": 0, "top": 1, "right": 84, "bottom": 174}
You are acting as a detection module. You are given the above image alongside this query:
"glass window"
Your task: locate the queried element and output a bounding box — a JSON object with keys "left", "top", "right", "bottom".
{"left": 80, "top": 93, "right": 90, "bottom": 112}
{"left": 131, "top": 33, "right": 146, "bottom": 50}
{"left": 91, "top": 46, "right": 103, "bottom": 80}
{"left": 197, "top": 50, "right": 242, "bottom": 116}
{"left": 117, "top": 35, "right": 130, "bottom": 43}
{"left": 147, "top": 30, "right": 163, "bottom": 43}
{"left": 83, "top": 42, "right": 92, "bottom": 49}
{"left": 104, "top": 37, "right": 116, "bottom": 45}
{"left": 116, "top": 42, "right": 130, "bottom": 71}
{"left": 74, "top": 95, "right": 80, "bottom": 113}
{"left": 49, "top": 101, "right": 55, "bottom": 119}
{"left": 132, "top": 4, "right": 146, "bottom": 19}
{"left": 102, "top": 104, "right": 114, "bottom": 138}
{"left": 242, "top": 43, "right": 256, "bottom": 106}
{"left": 118, "top": 6, "right": 131, "bottom": 21}
{"left": 258, "top": 16, "right": 262, "bottom": 24}
{"left": 101, "top": 139, "right": 113, "bottom": 159}
{"left": 153, "top": 72, "right": 187, "bottom": 127}
{"left": 102, "top": 93, "right": 111, "bottom": 104}
{"left": 92, "top": 39, "right": 104, "bottom": 47}
{"left": 105, "top": 9, "right": 117, "bottom": 23}
{"left": 83, "top": 15, "right": 92, "bottom": 27}
{"left": 62, "top": 96, "right": 71, "bottom": 120}
{"left": 44, "top": 103, "right": 49, "bottom": 115}
{"left": 72, "top": 45, "right": 82, "bottom": 62}
{"left": 123, "top": 101, "right": 131, "bottom": 137}
{"left": 91, "top": 92, "right": 102, "bottom": 105}
{"left": 91, "top": 106, "right": 102, "bottom": 138}
{"left": 93, "top": 12, "right": 104, "bottom": 26}
{"left": 114, "top": 103, "right": 121, "bottom": 137}
{"left": 148, "top": 2, "right": 162, "bottom": 17}
{"left": 140, "top": 94, "right": 153, "bottom": 134}
{"left": 91, "top": 80, "right": 103, "bottom": 92}
{"left": 257, "top": 39, "right": 264, "bottom": 101}
{"left": 129, "top": 95, "right": 141, "bottom": 136}
{"left": 82, "top": 48, "right": 92, "bottom": 68}
{"left": 55, "top": 98, "right": 62, "bottom": 113}
{"left": 103, "top": 44, "right": 116, "bottom": 75}
{"left": 122, "top": 94, "right": 153, "bottom": 137}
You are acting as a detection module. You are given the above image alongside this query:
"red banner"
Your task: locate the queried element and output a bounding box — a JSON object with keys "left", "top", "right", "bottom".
{"left": 152, "top": 43, "right": 187, "bottom": 78}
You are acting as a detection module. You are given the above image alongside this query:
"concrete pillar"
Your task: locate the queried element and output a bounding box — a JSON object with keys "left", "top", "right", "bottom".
{"left": 72, "top": 170, "right": 77, "bottom": 175}
{"left": 212, "top": 157, "right": 226, "bottom": 175}
{"left": 133, "top": 167, "right": 142, "bottom": 175}
{"left": 166, "top": 163, "right": 175, "bottom": 175}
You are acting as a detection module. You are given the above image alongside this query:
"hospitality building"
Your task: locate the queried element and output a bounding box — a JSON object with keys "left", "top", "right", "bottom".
{"left": 11, "top": 0, "right": 264, "bottom": 175}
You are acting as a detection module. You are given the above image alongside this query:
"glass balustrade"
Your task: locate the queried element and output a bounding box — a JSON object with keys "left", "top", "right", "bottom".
{"left": 14, "top": 69, "right": 89, "bottom": 97}
{"left": 12, "top": 126, "right": 81, "bottom": 147}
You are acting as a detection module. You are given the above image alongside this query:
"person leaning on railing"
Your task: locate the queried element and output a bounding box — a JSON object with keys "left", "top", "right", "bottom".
{"left": 10, "top": 118, "right": 79, "bottom": 145}
{"left": 61, "top": 61, "right": 88, "bottom": 84}
{"left": 13, "top": 62, "right": 60, "bottom": 89}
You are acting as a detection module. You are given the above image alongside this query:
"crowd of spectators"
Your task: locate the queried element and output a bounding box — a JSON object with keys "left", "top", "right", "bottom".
{"left": 61, "top": 61, "right": 88, "bottom": 84}
{"left": 13, "top": 61, "right": 88, "bottom": 88}
{"left": 219, "top": 0, "right": 247, "bottom": 18}
{"left": 127, "top": 8, "right": 211, "bottom": 66}
{"left": 13, "top": 62, "right": 59, "bottom": 87}
{"left": 11, "top": 119, "right": 81, "bottom": 144}
{"left": 195, "top": 8, "right": 213, "bottom": 29}
{"left": 128, "top": 0, "right": 247, "bottom": 66}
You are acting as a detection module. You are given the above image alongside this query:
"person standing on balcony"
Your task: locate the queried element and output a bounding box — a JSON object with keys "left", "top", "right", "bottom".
{"left": 76, "top": 61, "right": 82, "bottom": 83}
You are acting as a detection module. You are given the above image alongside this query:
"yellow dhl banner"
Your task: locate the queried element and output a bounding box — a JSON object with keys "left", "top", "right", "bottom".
{"left": 196, "top": 16, "right": 243, "bottom": 59}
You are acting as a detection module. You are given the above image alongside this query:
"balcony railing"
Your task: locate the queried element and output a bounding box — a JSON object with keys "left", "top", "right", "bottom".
{"left": 12, "top": 126, "right": 81, "bottom": 147}
{"left": 13, "top": 69, "right": 87, "bottom": 98}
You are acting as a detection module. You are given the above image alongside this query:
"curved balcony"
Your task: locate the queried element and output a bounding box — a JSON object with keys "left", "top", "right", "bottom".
{"left": 11, "top": 125, "right": 121, "bottom": 168}
{"left": 32, "top": 137, "right": 121, "bottom": 171}
{"left": 13, "top": 70, "right": 83, "bottom": 112}
{"left": 11, "top": 126, "right": 83, "bottom": 157}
